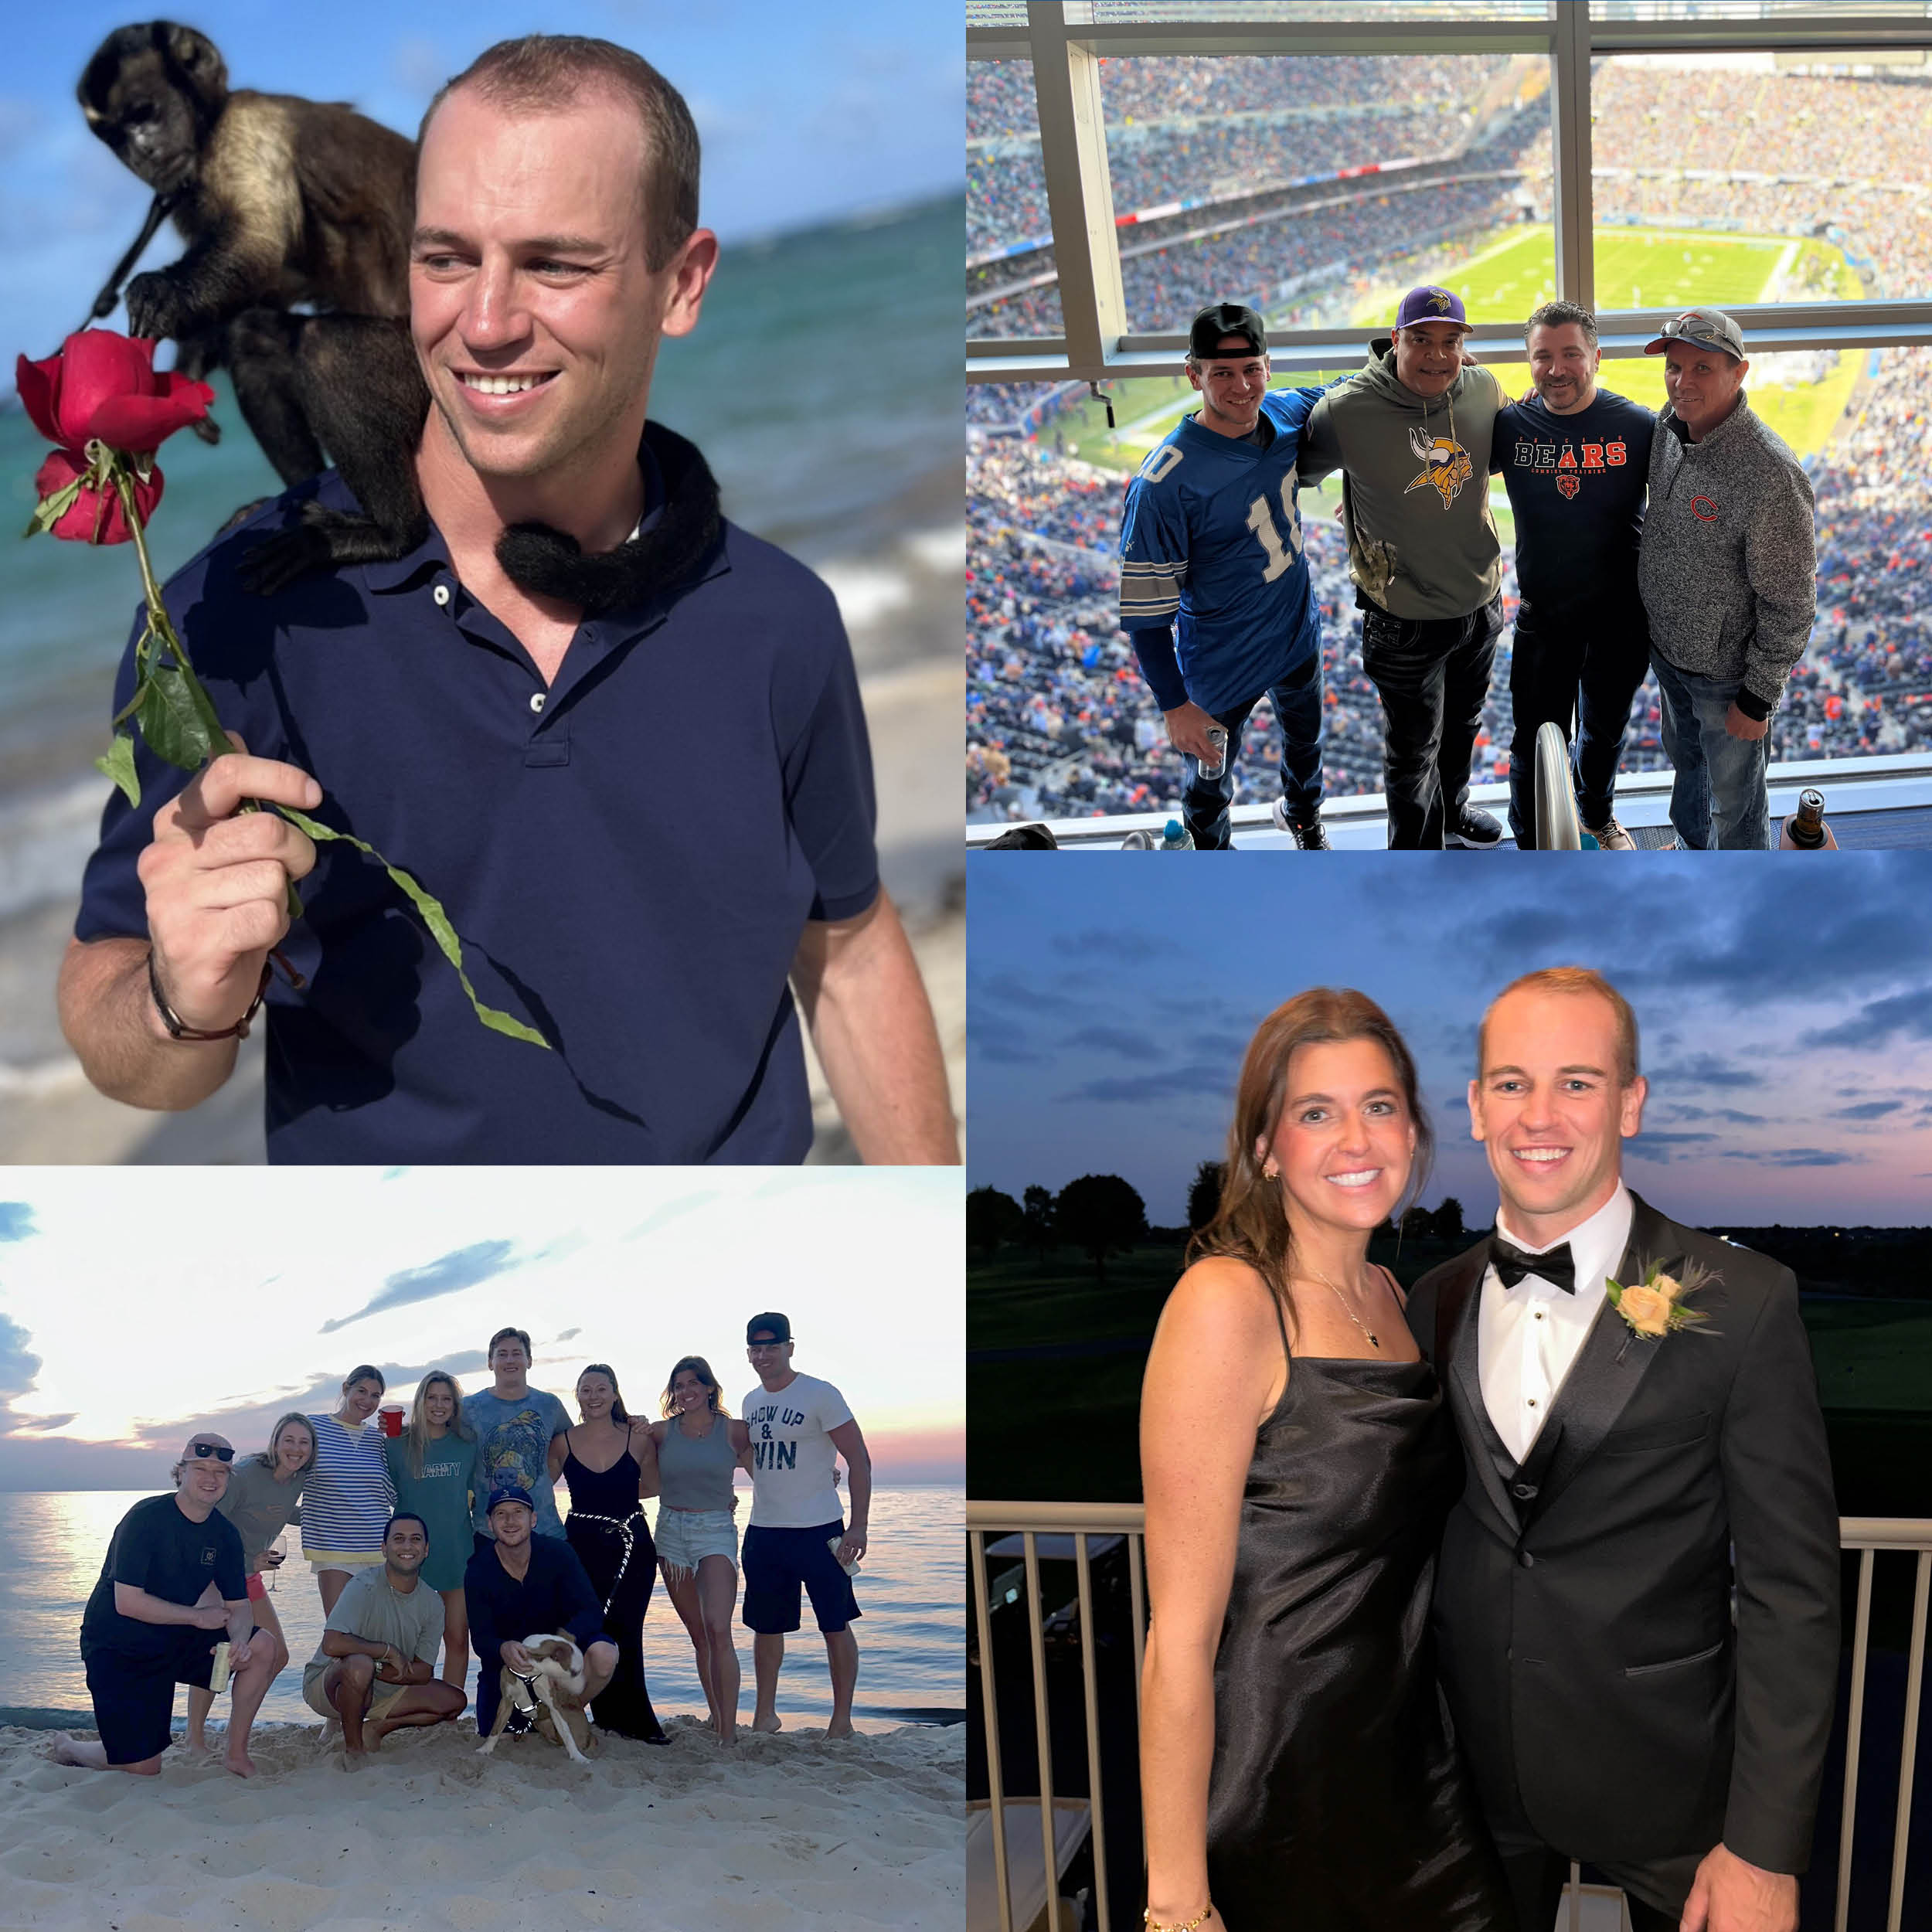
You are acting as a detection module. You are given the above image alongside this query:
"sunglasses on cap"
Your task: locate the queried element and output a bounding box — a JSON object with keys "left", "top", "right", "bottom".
{"left": 188, "top": 1441, "right": 236, "bottom": 1463}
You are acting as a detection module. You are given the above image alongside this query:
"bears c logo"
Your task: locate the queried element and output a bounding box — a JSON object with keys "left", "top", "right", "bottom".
{"left": 1691, "top": 496, "right": 1719, "bottom": 521}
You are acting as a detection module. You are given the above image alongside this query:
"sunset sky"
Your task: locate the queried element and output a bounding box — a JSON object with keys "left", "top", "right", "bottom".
{"left": 968, "top": 855, "right": 1932, "bottom": 1230}
{"left": 0, "top": 1168, "right": 961, "bottom": 1490}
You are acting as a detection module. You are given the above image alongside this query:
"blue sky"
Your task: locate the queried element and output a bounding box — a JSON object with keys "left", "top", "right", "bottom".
{"left": 968, "top": 855, "right": 1932, "bottom": 1229}
{"left": 0, "top": 1167, "right": 962, "bottom": 1490}
{"left": 4, "top": 1, "right": 960, "bottom": 373}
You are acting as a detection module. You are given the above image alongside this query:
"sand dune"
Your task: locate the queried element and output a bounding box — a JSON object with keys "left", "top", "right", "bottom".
{"left": 0, "top": 1718, "right": 964, "bottom": 1929}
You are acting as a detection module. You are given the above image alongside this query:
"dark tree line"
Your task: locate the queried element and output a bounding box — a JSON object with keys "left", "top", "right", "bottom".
{"left": 969, "top": 1175, "right": 1148, "bottom": 1283}
{"left": 972, "top": 1167, "right": 1470, "bottom": 1277}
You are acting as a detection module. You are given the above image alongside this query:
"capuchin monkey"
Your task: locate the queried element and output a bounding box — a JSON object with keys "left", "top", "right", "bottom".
{"left": 78, "top": 20, "right": 429, "bottom": 587}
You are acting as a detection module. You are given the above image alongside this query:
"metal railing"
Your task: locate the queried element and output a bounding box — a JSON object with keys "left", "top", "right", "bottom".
{"left": 968, "top": 1501, "right": 1932, "bottom": 1932}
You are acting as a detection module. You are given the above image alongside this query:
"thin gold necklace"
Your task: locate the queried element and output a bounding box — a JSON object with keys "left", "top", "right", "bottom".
{"left": 1298, "top": 1264, "right": 1381, "bottom": 1349}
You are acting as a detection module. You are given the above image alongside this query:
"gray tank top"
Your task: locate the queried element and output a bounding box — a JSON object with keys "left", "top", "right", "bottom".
{"left": 657, "top": 1414, "right": 738, "bottom": 1511}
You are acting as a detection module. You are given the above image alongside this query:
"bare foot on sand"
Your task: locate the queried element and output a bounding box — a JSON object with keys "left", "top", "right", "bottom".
{"left": 751, "top": 1713, "right": 783, "bottom": 1734}
{"left": 180, "top": 1733, "right": 213, "bottom": 1758}
{"left": 825, "top": 1718, "right": 855, "bottom": 1740}
{"left": 223, "top": 1750, "right": 257, "bottom": 1779}
{"left": 343, "top": 1748, "right": 369, "bottom": 1772}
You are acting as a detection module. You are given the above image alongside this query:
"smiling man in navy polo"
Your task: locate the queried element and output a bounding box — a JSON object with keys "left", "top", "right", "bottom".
{"left": 58, "top": 36, "right": 955, "bottom": 1163}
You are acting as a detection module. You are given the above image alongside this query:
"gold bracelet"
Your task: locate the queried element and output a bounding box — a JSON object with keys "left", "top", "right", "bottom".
{"left": 1144, "top": 1908, "right": 1215, "bottom": 1932}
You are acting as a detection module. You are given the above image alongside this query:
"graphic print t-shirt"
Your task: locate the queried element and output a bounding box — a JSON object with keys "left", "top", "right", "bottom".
{"left": 462, "top": 1387, "right": 571, "bottom": 1538}
{"left": 1491, "top": 389, "right": 1655, "bottom": 616}
{"left": 741, "top": 1372, "right": 854, "bottom": 1528}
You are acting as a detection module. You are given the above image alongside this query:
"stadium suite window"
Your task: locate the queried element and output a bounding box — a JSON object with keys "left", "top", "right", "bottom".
{"left": 1586, "top": 52, "right": 1932, "bottom": 314}
{"left": 969, "top": 59, "right": 1065, "bottom": 342}
{"left": 1092, "top": 53, "right": 1555, "bottom": 338}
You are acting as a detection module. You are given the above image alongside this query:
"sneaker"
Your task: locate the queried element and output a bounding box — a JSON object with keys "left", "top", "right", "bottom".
{"left": 1270, "top": 798, "right": 1332, "bottom": 849}
{"left": 1583, "top": 814, "right": 1637, "bottom": 851}
{"left": 1445, "top": 805, "right": 1505, "bottom": 850}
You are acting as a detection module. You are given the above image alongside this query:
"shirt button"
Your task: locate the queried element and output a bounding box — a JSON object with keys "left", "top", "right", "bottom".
{"left": 433, "top": 583, "right": 451, "bottom": 607}
{"left": 529, "top": 692, "right": 546, "bottom": 715}
{"left": 1519, "top": 1550, "right": 1536, "bottom": 1569}
{"left": 1526, "top": 1398, "right": 1537, "bottom": 1408}
{"left": 1534, "top": 1310, "right": 1545, "bottom": 1320}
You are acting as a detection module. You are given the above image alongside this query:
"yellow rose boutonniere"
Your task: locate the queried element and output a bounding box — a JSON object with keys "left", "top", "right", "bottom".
{"left": 1605, "top": 1257, "right": 1718, "bottom": 1345}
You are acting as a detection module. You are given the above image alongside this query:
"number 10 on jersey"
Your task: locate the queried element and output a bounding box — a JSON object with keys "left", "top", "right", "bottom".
{"left": 1246, "top": 476, "right": 1304, "bottom": 583}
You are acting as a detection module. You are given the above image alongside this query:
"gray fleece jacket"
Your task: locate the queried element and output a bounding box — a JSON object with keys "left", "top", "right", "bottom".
{"left": 1298, "top": 343, "right": 1505, "bottom": 620}
{"left": 1638, "top": 393, "right": 1817, "bottom": 720}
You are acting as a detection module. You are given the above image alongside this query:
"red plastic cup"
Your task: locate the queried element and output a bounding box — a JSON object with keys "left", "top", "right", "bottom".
{"left": 378, "top": 1405, "right": 405, "bottom": 1438}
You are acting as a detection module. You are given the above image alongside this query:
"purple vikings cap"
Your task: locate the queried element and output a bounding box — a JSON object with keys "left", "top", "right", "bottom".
{"left": 1393, "top": 286, "right": 1472, "bottom": 332}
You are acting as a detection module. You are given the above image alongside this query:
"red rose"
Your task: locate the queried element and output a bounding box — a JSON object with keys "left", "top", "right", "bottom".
{"left": 32, "top": 445, "right": 163, "bottom": 545}
{"left": 15, "top": 329, "right": 212, "bottom": 456}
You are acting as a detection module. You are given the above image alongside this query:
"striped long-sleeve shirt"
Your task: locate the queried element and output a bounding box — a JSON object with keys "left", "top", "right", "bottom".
{"left": 301, "top": 1413, "right": 396, "bottom": 1558}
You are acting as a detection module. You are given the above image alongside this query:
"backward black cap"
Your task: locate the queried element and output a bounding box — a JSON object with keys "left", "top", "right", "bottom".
{"left": 1189, "top": 303, "right": 1267, "bottom": 361}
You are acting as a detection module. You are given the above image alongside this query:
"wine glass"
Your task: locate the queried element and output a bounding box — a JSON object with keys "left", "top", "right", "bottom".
{"left": 267, "top": 1532, "right": 287, "bottom": 1592}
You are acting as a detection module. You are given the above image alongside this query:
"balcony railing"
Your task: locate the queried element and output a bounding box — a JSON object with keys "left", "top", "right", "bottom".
{"left": 968, "top": 1502, "right": 1932, "bottom": 1932}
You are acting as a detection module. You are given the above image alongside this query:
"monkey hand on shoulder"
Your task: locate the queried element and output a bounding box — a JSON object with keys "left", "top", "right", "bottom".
{"left": 141, "top": 740, "right": 320, "bottom": 1037}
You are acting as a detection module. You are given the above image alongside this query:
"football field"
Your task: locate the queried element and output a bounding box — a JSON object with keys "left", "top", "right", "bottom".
{"left": 1046, "top": 222, "right": 1864, "bottom": 501}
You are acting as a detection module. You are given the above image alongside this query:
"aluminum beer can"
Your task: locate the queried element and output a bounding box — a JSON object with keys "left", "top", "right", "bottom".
{"left": 1199, "top": 726, "right": 1229, "bottom": 779}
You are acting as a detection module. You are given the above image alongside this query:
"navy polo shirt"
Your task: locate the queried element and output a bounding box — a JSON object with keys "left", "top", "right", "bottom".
{"left": 76, "top": 440, "right": 879, "bottom": 1162}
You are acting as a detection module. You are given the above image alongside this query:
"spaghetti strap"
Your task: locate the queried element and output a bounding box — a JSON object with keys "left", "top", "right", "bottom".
{"left": 1267, "top": 1284, "right": 1293, "bottom": 1366}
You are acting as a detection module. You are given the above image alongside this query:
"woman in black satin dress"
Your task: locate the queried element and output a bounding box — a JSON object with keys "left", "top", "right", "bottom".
{"left": 549, "top": 1364, "right": 668, "bottom": 1743}
{"left": 1139, "top": 989, "right": 1509, "bottom": 1932}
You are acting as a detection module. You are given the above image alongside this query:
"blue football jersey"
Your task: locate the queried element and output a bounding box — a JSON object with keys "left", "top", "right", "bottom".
{"left": 1118, "top": 384, "right": 1328, "bottom": 716}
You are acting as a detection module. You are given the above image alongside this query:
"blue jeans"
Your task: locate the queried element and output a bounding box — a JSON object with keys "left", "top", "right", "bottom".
{"left": 1179, "top": 650, "right": 1324, "bottom": 850}
{"left": 1651, "top": 653, "right": 1771, "bottom": 850}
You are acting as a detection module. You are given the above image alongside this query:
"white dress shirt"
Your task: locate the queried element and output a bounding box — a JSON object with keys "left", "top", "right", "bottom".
{"left": 1478, "top": 1182, "right": 1634, "bottom": 1463}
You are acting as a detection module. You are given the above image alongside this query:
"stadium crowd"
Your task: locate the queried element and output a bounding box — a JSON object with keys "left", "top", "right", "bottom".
{"left": 967, "top": 54, "right": 1932, "bottom": 822}
{"left": 969, "top": 55, "right": 1511, "bottom": 258}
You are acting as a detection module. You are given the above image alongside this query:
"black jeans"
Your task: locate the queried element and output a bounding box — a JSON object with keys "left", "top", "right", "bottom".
{"left": 1506, "top": 597, "right": 1652, "bottom": 846}
{"left": 1179, "top": 651, "right": 1325, "bottom": 851}
{"left": 1358, "top": 594, "right": 1503, "bottom": 849}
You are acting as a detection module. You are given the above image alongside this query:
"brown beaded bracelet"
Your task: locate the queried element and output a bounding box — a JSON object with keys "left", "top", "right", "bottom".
{"left": 147, "top": 946, "right": 274, "bottom": 1043}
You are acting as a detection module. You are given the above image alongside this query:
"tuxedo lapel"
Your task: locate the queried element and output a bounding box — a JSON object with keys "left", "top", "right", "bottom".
{"left": 1518, "top": 1192, "right": 1683, "bottom": 1535}
{"left": 1434, "top": 1247, "right": 1519, "bottom": 1537}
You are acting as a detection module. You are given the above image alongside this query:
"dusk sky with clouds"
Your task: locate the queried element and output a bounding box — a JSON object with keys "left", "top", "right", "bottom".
{"left": 0, "top": 1168, "right": 961, "bottom": 1491}
{"left": 968, "top": 855, "right": 1932, "bottom": 1230}
{"left": 2, "top": 1, "right": 959, "bottom": 378}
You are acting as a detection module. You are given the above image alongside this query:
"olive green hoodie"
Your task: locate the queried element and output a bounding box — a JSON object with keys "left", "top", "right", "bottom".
{"left": 1298, "top": 340, "right": 1506, "bottom": 621}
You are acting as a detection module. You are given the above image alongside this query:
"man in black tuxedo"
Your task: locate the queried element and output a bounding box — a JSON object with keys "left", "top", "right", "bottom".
{"left": 1407, "top": 966, "right": 1838, "bottom": 1932}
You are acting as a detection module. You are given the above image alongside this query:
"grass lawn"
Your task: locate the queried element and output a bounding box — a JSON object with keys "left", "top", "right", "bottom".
{"left": 1044, "top": 222, "right": 1860, "bottom": 509}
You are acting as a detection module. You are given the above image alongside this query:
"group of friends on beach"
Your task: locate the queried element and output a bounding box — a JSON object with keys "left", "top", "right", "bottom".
{"left": 54, "top": 1315, "right": 871, "bottom": 1776}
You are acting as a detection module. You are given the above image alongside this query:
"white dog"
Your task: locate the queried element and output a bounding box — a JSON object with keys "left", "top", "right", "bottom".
{"left": 476, "top": 1634, "right": 597, "bottom": 1765}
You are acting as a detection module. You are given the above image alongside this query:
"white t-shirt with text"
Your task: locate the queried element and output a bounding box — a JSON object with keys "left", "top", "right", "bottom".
{"left": 741, "top": 1372, "right": 853, "bottom": 1528}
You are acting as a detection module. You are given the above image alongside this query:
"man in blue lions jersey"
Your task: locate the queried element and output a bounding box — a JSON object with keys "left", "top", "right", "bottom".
{"left": 1119, "top": 304, "right": 1332, "bottom": 849}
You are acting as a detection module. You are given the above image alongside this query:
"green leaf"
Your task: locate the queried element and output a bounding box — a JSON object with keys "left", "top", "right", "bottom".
{"left": 273, "top": 804, "right": 549, "bottom": 1049}
{"left": 23, "top": 476, "right": 84, "bottom": 540}
{"left": 135, "top": 663, "right": 223, "bottom": 772}
{"left": 94, "top": 731, "right": 140, "bottom": 808}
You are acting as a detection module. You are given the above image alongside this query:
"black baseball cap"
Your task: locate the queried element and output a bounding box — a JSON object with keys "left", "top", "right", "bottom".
{"left": 1188, "top": 303, "right": 1267, "bottom": 362}
{"left": 746, "top": 1311, "right": 793, "bottom": 1344}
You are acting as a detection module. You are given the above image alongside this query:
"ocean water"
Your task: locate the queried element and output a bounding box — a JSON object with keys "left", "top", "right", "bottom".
{"left": 0, "top": 1483, "right": 963, "bottom": 1731}
{"left": 0, "top": 193, "right": 963, "bottom": 917}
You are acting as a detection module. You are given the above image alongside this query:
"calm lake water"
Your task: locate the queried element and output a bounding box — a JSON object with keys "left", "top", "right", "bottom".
{"left": 0, "top": 1482, "right": 963, "bottom": 1731}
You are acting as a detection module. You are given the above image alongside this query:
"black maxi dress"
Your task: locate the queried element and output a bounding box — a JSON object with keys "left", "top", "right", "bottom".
{"left": 562, "top": 1447, "right": 666, "bottom": 1742}
{"left": 1204, "top": 1291, "right": 1511, "bottom": 1930}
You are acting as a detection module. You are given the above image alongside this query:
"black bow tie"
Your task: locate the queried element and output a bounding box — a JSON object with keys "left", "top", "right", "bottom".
{"left": 1491, "top": 1235, "right": 1577, "bottom": 1294}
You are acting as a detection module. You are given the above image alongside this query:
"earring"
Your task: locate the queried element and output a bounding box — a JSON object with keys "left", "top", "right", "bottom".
{"left": 1262, "top": 1158, "right": 1280, "bottom": 1181}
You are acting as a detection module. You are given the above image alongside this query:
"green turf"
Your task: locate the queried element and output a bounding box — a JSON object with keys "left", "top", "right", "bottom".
{"left": 1043, "top": 222, "right": 1859, "bottom": 496}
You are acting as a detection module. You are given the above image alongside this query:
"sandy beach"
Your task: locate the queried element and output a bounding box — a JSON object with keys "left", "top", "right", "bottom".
{"left": 0, "top": 1716, "right": 964, "bottom": 1929}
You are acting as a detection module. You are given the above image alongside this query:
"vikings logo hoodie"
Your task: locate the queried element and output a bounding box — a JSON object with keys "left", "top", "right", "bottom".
{"left": 1298, "top": 338, "right": 1507, "bottom": 621}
